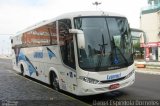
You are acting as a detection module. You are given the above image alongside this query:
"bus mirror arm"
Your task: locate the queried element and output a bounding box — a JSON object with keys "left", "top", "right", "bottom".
{"left": 69, "top": 29, "right": 83, "bottom": 34}
{"left": 69, "top": 29, "right": 85, "bottom": 49}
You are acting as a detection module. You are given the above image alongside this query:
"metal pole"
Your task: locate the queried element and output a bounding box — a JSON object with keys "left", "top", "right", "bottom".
{"left": 92, "top": 1, "right": 101, "bottom": 10}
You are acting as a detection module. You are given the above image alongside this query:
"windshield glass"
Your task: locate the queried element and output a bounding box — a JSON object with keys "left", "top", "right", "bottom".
{"left": 74, "top": 17, "right": 133, "bottom": 71}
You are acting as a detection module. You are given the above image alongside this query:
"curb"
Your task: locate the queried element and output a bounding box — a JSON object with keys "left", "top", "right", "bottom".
{"left": 145, "top": 66, "right": 160, "bottom": 69}
{"left": 135, "top": 61, "right": 160, "bottom": 69}
{"left": 135, "top": 70, "right": 160, "bottom": 75}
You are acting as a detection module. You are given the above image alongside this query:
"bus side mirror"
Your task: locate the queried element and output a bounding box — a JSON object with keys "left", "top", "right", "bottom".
{"left": 69, "top": 29, "right": 85, "bottom": 49}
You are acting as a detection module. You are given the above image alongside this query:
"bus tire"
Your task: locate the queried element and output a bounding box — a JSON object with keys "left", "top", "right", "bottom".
{"left": 20, "top": 64, "right": 24, "bottom": 76}
{"left": 50, "top": 72, "right": 59, "bottom": 91}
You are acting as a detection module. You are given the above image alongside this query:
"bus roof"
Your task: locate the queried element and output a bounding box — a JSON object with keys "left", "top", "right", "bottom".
{"left": 55, "top": 11, "right": 125, "bottom": 19}
{"left": 15, "top": 11, "right": 125, "bottom": 36}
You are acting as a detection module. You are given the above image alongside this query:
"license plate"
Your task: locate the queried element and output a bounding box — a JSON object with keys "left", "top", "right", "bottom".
{"left": 109, "top": 83, "right": 120, "bottom": 90}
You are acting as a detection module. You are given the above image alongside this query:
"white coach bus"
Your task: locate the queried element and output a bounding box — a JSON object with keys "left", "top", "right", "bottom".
{"left": 11, "top": 11, "right": 135, "bottom": 96}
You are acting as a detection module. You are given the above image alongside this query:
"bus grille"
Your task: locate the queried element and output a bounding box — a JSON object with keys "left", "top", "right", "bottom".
{"left": 100, "top": 76, "right": 126, "bottom": 83}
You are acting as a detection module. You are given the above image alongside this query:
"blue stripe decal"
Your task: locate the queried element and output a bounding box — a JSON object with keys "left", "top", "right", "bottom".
{"left": 47, "top": 47, "right": 56, "bottom": 59}
{"left": 18, "top": 52, "right": 36, "bottom": 76}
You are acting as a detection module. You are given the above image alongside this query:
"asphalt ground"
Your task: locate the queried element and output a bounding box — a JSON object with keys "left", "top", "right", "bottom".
{"left": 0, "top": 58, "right": 88, "bottom": 106}
{"left": 0, "top": 58, "right": 160, "bottom": 106}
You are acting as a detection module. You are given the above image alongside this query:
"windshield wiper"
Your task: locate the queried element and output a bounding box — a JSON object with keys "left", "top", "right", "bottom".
{"left": 95, "top": 34, "right": 108, "bottom": 71}
{"left": 111, "top": 38, "right": 129, "bottom": 66}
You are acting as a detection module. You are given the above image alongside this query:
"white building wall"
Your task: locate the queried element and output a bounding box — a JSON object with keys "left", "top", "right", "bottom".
{"left": 158, "top": 11, "right": 160, "bottom": 61}
{"left": 158, "top": 11, "right": 160, "bottom": 37}
{"left": 140, "top": 12, "right": 160, "bottom": 42}
{"left": 158, "top": 47, "right": 160, "bottom": 61}
{"left": 140, "top": 10, "right": 160, "bottom": 61}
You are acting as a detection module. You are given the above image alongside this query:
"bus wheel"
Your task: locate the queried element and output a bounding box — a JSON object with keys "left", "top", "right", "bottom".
{"left": 20, "top": 65, "right": 24, "bottom": 76}
{"left": 51, "top": 72, "right": 59, "bottom": 91}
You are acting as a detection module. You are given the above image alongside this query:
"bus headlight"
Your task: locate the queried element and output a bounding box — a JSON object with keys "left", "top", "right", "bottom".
{"left": 126, "top": 69, "right": 135, "bottom": 78}
{"left": 79, "top": 76, "right": 99, "bottom": 84}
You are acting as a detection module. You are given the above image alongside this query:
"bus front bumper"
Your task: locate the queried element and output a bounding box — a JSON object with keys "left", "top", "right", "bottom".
{"left": 76, "top": 72, "right": 135, "bottom": 96}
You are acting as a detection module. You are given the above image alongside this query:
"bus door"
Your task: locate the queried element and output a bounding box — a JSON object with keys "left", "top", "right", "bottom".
{"left": 58, "top": 19, "right": 77, "bottom": 93}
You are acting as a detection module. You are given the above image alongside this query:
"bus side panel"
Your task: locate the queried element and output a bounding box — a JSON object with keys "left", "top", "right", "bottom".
{"left": 11, "top": 47, "right": 22, "bottom": 73}
{"left": 11, "top": 49, "right": 20, "bottom": 73}
{"left": 48, "top": 64, "right": 78, "bottom": 94}
{"left": 14, "top": 46, "right": 62, "bottom": 84}
{"left": 12, "top": 45, "right": 79, "bottom": 94}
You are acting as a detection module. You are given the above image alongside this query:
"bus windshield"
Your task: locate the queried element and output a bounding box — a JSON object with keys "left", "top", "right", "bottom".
{"left": 74, "top": 17, "right": 133, "bottom": 71}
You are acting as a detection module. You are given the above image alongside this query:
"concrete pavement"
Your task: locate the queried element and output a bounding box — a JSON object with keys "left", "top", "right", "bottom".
{"left": 135, "top": 67, "right": 160, "bottom": 75}
{"left": 134, "top": 59, "right": 160, "bottom": 75}
{"left": 135, "top": 59, "right": 160, "bottom": 69}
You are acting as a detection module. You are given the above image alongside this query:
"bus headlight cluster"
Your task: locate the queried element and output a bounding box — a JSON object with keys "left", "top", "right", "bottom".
{"left": 79, "top": 76, "right": 99, "bottom": 84}
{"left": 126, "top": 69, "right": 135, "bottom": 78}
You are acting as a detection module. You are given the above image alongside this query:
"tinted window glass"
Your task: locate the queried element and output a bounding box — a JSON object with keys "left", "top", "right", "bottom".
{"left": 59, "top": 19, "right": 75, "bottom": 69}
{"left": 22, "top": 22, "right": 57, "bottom": 47}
